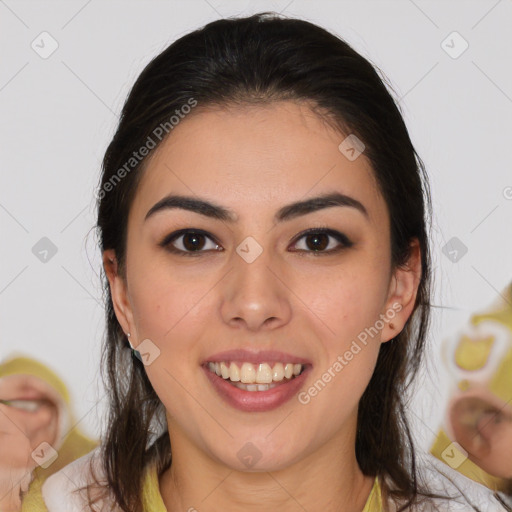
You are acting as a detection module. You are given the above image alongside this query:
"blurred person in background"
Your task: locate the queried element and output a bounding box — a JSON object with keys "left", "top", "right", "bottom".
{"left": 0, "top": 355, "right": 97, "bottom": 511}
{"left": 430, "top": 281, "right": 512, "bottom": 508}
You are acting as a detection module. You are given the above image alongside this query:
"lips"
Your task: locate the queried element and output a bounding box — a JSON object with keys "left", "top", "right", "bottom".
{"left": 202, "top": 349, "right": 312, "bottom": 412}
{"left": 202, "top": 349, "right": 312, "bottom": 366}
{"left": 0, "top": 376, "right": 62, "bottom": 413}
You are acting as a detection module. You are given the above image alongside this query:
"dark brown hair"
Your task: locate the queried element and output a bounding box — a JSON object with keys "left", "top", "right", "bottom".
{"left": 90, "top": 11, "right": 480, "bottom": 512}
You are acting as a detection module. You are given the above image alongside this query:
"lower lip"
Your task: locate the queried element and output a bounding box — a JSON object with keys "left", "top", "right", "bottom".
{"left": 202, "top": 365, "right": 310, "bottom": 412}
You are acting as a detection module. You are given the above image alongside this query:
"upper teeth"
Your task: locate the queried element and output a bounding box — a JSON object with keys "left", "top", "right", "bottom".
{"left": 208, "top": 362, "right": 303, "bottom": 384}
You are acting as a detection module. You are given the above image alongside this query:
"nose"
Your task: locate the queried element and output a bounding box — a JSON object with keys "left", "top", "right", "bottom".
{"left": 220, "top": 246, "right": 292, "bottom": 332}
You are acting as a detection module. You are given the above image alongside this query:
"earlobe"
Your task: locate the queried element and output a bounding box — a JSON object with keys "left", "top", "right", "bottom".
{"left": 102, "top": 249, "right": 135, "bottom": 338}
{"left": 381, "top": 239, "right": 422, "bottom": 343}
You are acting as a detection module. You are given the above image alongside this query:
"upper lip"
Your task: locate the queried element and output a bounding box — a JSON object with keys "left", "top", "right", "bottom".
{"left": 0, "top": 380, "right": 61, "bottom": 405}
{"left": 203, "top": 349, "right": 311, "bottom": 366}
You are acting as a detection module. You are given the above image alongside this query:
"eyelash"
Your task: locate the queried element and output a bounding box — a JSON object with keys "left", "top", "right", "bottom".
{"left": 159, "top": 227, "right": 353, "bottom": 257}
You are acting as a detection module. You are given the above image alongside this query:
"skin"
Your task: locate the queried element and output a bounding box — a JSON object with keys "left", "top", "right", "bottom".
{"left": 450, "top": 391, "right": 512, "bottom": 481}
{"left": 0, "top": 404, "right": 34, "bottom": 512}
{"left": 104, "top": 100, "right": 421, "bottom": 511}
{"left": 0, "top": 375, "right": 60, "bottom": 511}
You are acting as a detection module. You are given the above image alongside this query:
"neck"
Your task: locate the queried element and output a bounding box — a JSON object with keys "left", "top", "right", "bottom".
{"left": 159, "top": 425, "right": 375, "bottom": 512}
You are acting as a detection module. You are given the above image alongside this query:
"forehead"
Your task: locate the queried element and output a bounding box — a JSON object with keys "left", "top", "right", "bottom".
{"left": 131, "top": 100, "right": 386, "bottom": 225}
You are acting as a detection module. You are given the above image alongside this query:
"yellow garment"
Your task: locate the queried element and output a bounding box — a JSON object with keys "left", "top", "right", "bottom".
{"left": 430, "top": 281, "right": 512, "bottom": 493}
{"left": 0, "top": 355, "right": 97, "bottom": 511}
{"left": 25, "top": 447, "right": 512, "bottom": 510}
{"left": 430, "top": 427, "right": 503, "bottom": 491}
{"left": 20, "top": 477, "right": 46, "bottom": 512}
{"left": 142, "top": 467, "right": 382, "bottom": 511}
{"left": 22, "top": 459, "right": 382, "bottom": 511}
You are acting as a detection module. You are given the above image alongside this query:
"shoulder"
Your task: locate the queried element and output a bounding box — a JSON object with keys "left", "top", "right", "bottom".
{"left": 38, "top": 447, "right": 165, "bottom": 512}
{"left": 402, "top": 452, "right": 510, "bottom": 511}
{"left": 498, "top": 493, "right": 512, "bottom": 508}
{"left": 40, "top": 447, "right": 119, "bottom": 512}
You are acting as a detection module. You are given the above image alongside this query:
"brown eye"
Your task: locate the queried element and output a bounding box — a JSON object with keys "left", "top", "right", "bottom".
{"left": 290, "top": 228, "right": 353, "bottom": 255}
{"left": 181, "top": 232, "right": 207, "bottom": 251}
{"left": 160, "top": 229, "right": 222, "bottom": 256}
{"left": 304, "top": 233, "right": 329, "bottom": 251}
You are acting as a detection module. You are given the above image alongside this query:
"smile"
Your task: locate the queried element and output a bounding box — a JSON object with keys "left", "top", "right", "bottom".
{"left": 207, "top": 361, "right": 304, "bottom": 391}
{"left": 203, "top": 360, "right": 311, "bottom": 412}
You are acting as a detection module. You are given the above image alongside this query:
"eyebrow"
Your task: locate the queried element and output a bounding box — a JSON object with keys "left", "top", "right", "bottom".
{"left": 145, "top": 192, "right": 369, "bottom": 223}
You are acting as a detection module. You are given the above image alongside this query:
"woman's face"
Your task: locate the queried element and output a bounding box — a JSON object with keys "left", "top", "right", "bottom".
{"left": 0, "top": 374, "right": 59, "bottom": 454}
{"left": 105, "top": 100, "right": 420, "bottom": 471}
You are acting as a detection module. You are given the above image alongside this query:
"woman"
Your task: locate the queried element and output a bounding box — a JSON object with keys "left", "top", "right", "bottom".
{"left": 27, "top": 12, "right": 510, "bottom": 512}
{"left": 0, "top": 355, "right": 96, "bottom": 511}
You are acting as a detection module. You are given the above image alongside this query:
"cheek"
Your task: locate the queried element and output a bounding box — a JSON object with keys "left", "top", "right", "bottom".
{"left": 490, "top": 424, "right": 512, "bottom": 468}
{"left": 297, "top": 262, "right": 388, "bottom": 401}
{"left": 296, "top": 279, "right": 387, "bottom": 409}
{"left": 301, "top": 259, "right": 391, "bottom": 341}
{"left": 128, "top": 255, "right": 209, "bottom": 343}
{"left": 0, "top": 412, "right": 34, "bottom": 468}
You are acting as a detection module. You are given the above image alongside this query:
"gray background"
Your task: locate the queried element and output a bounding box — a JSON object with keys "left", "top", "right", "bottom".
{"left": 1, "top": 0, "right": 511, "bottom": 450}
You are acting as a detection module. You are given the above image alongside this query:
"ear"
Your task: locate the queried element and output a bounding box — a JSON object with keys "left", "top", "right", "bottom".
{"left": 103, "top": 249, "right": 137, "bottom": 340}
{"left": 380, "top": 238, "right": 422, "bottom": 343}
{"left": 450, "top": 395, "right": 512, "bottom": 479}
